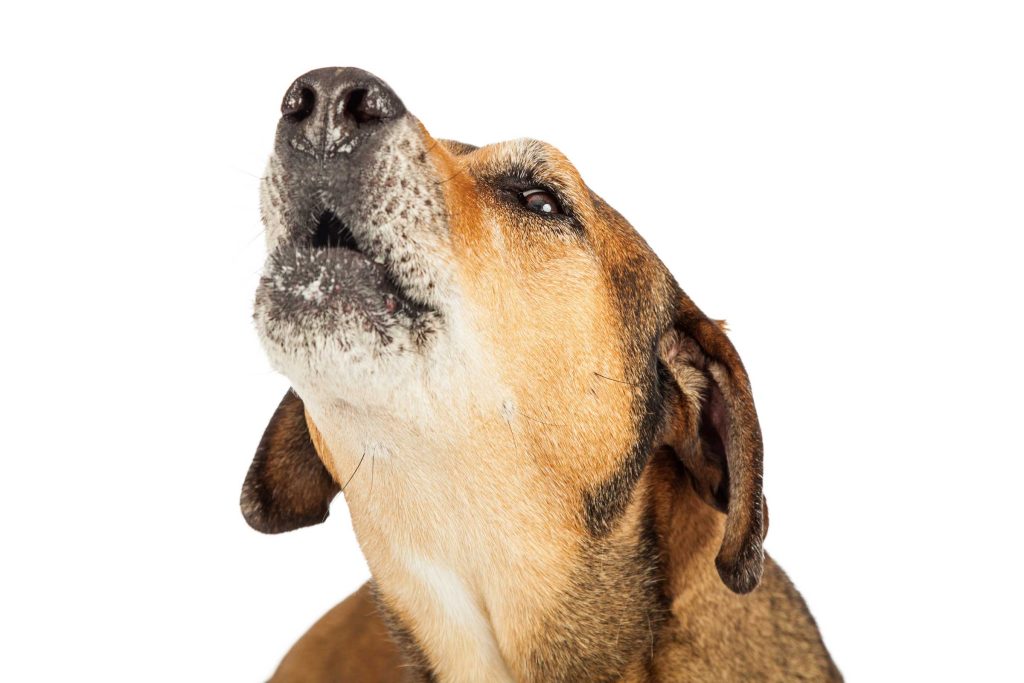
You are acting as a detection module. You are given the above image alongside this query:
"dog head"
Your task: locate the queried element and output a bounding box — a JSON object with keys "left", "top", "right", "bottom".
{"left": 243, "top": 67, "right": 766, "bottom": 595}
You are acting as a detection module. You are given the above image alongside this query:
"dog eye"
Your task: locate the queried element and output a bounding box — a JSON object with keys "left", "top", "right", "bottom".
{"left": 521, "top": 189, "right": 563, "bottom": 216}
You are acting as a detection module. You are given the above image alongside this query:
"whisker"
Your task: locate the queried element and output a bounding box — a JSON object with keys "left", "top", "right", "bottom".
{"left": 370, "top": 453, "right": 377, "bottom": 498}
{"left": 229, "top": 166, "right": 264, "bottom": 180}
{"left": 243, "top": 224, "right": 267, "bottom": 248}
{"left": 340, "top": 450, "right": 368, "bottom": 492}
{"left": 518, "top": 411, "right": 567, "bottom": 428}
{"left": 592, "top": 371, "right": 639, "bottom": 387}
{"left": 504, "top": 414, "right": 537, "bottom": 465}
{"left": 435, "top": 168, "right": 465, "bottom": 186}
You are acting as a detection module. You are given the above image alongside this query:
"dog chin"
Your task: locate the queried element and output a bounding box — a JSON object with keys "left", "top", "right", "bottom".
{"left": 253, "top": 244, "right": 443, "bottom": 404}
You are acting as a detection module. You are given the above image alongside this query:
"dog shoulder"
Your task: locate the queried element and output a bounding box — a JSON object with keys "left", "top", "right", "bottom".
{"left": 268, "top": 583, "right": 406, "bottom": 683}
{"left": 656, "top": 555, "right": 843, "bottom": 681}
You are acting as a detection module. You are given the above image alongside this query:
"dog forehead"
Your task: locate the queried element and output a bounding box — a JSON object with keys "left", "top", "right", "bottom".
{"left": 460, "top": 138, "right": 581, "bottom": 183}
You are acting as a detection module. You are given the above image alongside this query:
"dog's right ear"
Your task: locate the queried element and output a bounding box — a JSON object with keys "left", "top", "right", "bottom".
{"left": 240, "top": 390, "right": 339, "bottom": 534}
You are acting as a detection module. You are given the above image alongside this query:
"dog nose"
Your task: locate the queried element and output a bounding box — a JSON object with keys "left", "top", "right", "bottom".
{"left": 279, "top": 67, "right": 406, "bottom": 159}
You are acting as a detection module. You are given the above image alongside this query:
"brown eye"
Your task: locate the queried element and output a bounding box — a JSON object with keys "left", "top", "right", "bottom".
{"left": 521, "top": 189, "right": 562, "bottom": 216}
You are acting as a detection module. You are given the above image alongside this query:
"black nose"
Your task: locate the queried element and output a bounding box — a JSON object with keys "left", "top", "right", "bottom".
{"left": 279, "top": 67, "right": 406, "bottom": 159}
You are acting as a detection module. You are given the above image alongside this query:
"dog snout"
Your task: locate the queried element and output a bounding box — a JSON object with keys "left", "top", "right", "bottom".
{"left": 278, "top": 67, "right": 406, "bottom": 160}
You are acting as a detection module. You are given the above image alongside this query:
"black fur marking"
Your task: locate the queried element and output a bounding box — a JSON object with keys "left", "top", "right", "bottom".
{"left": 583, "top": 361, "right": 666, "bottom": 536}
{"left": 582, "top": 197, "right": 672, "bottom": 536}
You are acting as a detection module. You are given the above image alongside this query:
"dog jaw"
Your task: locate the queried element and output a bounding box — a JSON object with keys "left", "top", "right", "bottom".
{"left": 254, "top": 117, "right": 457, "bottom": 408}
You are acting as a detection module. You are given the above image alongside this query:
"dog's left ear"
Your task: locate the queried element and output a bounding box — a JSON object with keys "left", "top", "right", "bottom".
{"left": 240, "top": 390, "right": 339, "bottom": 534}
{"left": 657, "top": 292, "right": 767, "bottom": 594}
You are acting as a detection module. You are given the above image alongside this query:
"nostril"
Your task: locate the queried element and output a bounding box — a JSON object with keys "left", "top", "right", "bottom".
{"left": 343, "top": 88, "right": 375, "bottom": 125}
{"left": 281, "top": 85, "right": 316, "bottom": 123}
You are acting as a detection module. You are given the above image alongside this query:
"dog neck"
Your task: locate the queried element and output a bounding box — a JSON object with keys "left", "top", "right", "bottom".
{"left": 309, "top": 403, "right": 725, "bottom": 682}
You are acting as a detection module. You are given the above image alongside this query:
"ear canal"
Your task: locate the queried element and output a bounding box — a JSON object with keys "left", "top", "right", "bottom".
{"left": 669, "top": 293, "right": 766, "bottom": 594}
{"left": 241, "top": 391, "right": 340, "bottom": 534}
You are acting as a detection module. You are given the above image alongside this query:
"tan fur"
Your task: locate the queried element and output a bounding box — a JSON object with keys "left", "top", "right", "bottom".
{"left": 247, "top": 70, "right": 841, "bottom": 682}
{"left": 271, "top": 473, "right": 838, "bottom": 683}
{"left": 304, "top": 410, "right": 341, "bottom": 483}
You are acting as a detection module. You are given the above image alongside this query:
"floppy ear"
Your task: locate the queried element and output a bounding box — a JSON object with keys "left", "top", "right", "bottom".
{"left": 240, "top": 390, "right": 339, "bottom": 534}
{"left": 657, "top": 292, "right": 767, "bottom": 594}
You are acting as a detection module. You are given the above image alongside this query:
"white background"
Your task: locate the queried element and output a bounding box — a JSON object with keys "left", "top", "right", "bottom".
{"left": 2, "top": 2, "right": 1022, "bottom": 681}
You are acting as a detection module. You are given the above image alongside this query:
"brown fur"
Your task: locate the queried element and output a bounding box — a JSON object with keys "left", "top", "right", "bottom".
{"left": 646, "top": 454, "right": 839, "bottom": 681}
{"left": 247, "top": 69, "right": 841, "bottom": 682}
{"left": 269, "top": 584, "right": 403, "bottom": 682}
{"left": 240, "top": 391, "right": 338, "bottom": 534}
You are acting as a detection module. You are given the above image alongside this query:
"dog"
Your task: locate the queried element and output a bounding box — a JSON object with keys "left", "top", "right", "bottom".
{"left": 242, "top": 67, "right": 841, "bottom": 682}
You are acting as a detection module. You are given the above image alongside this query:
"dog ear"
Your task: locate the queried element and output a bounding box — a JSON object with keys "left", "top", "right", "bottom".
{"left": 657, "top": 292, "right": 767, "bottom": 594}
{"left": 240, "top": 390, "right": 339, "bottom": 534}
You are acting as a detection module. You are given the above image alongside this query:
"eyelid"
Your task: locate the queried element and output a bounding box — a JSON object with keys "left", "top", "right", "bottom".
{"left": 492, "top": 174, "right": 580, "bottom": 228}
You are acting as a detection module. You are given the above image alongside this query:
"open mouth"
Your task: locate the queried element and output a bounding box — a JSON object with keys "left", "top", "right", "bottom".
{"left": 277, "top": 207, "right": 434, "bottom": 323}
{"left": 310, "top": 210, "right": 361, "bottom": 251}
{"left": 304, "top": 209, "right": 410, "bottom": 301}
